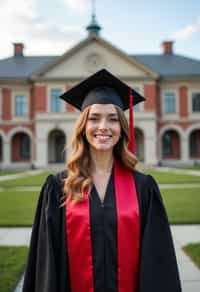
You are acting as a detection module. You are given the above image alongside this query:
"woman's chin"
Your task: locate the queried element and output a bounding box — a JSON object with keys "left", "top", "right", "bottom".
{"left": 90, "top": 144, "right": 114, "bottom": 152}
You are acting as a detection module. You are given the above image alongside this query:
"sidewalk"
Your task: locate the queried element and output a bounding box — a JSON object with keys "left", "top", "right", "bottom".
{"left": 0, "top": 169, "right": 45, "bottom": 182}
{"left": 153, "top": 166, "right": 200, "bottom": 177}
{"left": 0, "top": 225, "right": 200, "bottom": 292}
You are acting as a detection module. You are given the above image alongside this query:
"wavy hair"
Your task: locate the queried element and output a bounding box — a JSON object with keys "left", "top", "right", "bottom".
{"left": 63, "top": 105, "right": 138, "bottom": 204}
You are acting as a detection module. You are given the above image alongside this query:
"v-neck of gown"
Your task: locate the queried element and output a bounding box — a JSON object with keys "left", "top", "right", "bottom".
{"left": 92, "top": 168, "right": 113, "bottom": 206}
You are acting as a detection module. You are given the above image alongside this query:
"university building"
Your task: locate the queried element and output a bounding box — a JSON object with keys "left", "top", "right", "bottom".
{"left": 0, "top": 17, "right": 200, "bottom": 168}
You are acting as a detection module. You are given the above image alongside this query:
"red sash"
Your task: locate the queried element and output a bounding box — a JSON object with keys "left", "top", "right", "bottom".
{"left": 66, "top": 160, "right": 140, "bottom": 292}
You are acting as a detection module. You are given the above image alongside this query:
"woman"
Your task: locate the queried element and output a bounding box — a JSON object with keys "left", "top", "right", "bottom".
{"left": 23, "top": 69, "right": 182, "bottom": 292}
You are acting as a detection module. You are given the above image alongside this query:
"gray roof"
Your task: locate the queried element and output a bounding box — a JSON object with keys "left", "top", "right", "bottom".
{"left": 132, "top": 54, "right": 200, "bottom": 77}
{"left": 0, "top": 53, "right": 200, "bottom": 80}
{"left": 0, "top": 56, "right": 58, "bottom": 80}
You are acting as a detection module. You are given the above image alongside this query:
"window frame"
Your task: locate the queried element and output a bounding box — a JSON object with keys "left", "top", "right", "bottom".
{"left": 12, "top": 89, "right": 29, "bottom": 120}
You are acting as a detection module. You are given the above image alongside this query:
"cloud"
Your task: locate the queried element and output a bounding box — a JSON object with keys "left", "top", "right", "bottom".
{"left": 0, "top": 0, "right": 83, "bottom": 58}
{"left": 63, "top": 0, "right": 90, "bottom": 13}
{"left": 170, "top": 19, "right": 200, "bottom": 41}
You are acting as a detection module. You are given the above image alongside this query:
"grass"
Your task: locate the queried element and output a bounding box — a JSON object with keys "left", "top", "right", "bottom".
{"left": 0, "top": 187, "right": 200, "bottom": 226}
{"left": 183, "top": 243, "right": 200, "bottom": 269}
{"left": 1, "top": 169, "right": 200, "bottom": 187}
{"left": 0, "top": 191, "right": 38, "bottom": 226}
{"left": 0, "top": 171, "right": 55, "bottom": 188}
{"left": 161, "top": 188, "right": 200, "bottom": 224}
{"left": 143, "top": 169, "right": 200, "bottom": 184}
{"left": 0, "top": 246, "right": 28, "bottom": 292}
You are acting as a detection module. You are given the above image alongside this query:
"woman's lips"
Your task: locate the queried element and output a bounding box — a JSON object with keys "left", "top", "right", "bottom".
{"left": 94, "top": 134, "right": 112, "bottom": 142}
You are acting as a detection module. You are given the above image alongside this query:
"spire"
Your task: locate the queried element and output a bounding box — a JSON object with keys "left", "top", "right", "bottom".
{"left": 86, "top": 0, "right": 101, "bottom": 36}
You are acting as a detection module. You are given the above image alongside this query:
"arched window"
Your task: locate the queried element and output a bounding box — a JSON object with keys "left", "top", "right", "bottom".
{"left": 11, "top": 132, "right": 31, "bottom": 161}
{"left": 162, "top": 130, "right": 180, "bottom": 159}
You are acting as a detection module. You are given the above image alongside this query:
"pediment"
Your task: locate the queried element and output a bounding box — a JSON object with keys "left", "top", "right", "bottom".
{"left": 35, "top": 36, "right": 158, "bottom": 80}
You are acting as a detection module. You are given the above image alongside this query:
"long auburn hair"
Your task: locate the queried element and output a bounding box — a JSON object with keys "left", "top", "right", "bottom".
{"left": 63, "top": 105, "right": 138, "bottom": 204}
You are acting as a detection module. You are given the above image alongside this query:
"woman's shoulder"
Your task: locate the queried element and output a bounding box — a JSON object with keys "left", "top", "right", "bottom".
{"left": 133, "top": 169, "right": 157, "bottom": 186}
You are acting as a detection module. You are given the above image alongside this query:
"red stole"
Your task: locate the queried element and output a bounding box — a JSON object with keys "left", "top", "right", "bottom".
{"left": 66, "top": 160, "right": 140, "bottom": 292}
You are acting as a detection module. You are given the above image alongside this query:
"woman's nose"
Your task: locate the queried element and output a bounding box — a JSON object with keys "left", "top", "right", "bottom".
{"left": 98, "top": 118, "right": 108, "bottom": 129}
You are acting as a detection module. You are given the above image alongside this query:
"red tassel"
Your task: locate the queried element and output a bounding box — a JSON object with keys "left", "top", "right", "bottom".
{"left": 128, "top": 89, "right": 135, "bottom": 153}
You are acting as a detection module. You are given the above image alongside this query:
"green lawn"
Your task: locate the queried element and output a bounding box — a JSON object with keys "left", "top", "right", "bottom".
{"left": 183, "top": 243, "right": 200, "bottom": 269}
{"left": 0, "top": 187, "right": 199, "bottom": 226}
{"left": 161, "top": 188, "right": 200, "bottom": 224}
{"left": 0, "top": 171, "right": 55, "bottom": 188}
{"left": 0, "top": 191, "right": 38, "bottom": 226}
{"left": 1, "top": 169, "right": 200, "bottom": 187}
{"left": 0, "top": 246, "right": 28, "bottom": 292}
{"left": 143, "top": 169, "right": 200, "bottom": 184}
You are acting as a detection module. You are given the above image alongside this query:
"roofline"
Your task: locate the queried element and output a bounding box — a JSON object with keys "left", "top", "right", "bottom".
{"left": 160, "top": 75, "right": 200, "bottom": 82}
{"left": 30, "top": 75, "right": 158, "bottom": 83}
{"left": 0, "top": 78, "right": 32, "bottom": 85}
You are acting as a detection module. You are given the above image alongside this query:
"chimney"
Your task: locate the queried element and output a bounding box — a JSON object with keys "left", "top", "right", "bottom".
{"left": 161, "top": 41, "right": 174, "bottom": 54}
{"left": 13, "top": 43, "right": 24, "bottom": 56}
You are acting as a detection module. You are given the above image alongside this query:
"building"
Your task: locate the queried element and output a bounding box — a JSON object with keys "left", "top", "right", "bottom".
{"left": 0, "top": 17, "right": 200, "bottom": 168}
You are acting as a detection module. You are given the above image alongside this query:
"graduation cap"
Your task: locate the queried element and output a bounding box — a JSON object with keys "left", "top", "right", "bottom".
{"left": 60, "top": 69, "right": 145, "bottom": 153}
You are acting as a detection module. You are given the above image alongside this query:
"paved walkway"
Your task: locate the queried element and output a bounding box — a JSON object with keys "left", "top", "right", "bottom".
{"left": 0, "top": 225, "right": 199, "bottom": 292}
{"left": 0, "top": 169, "right": 45, "bottom": 181}
{"left": 1, "top": 183, "right": 200, "bottom": 192}
{"left": 152, "top": 166, "right": 200, "bottom": 176}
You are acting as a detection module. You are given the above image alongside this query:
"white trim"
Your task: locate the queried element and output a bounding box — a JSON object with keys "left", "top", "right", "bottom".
{"left": 7, "top": 127, "right": 33, "bottom": 141}
{"left": 188, "top": 88, "right": 200, "bottom": 119}
{"left": 47, "top": 84, "right": 66, "bottom": 113}
{"left": 185, "top": 123, "right": 200, "bottom": 139}
{"left": 11, "top": 89, "right": 30, "bottom": 121}
{"left": 161, "top": 89, "right": 179, "bottom": 119}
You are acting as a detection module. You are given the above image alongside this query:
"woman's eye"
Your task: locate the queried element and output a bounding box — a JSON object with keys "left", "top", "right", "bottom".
{"left": 88, "top": 117, "right": 98, "bottom": 121}
{"left": 110, "top": 118, "right": 119, "bottom": 122}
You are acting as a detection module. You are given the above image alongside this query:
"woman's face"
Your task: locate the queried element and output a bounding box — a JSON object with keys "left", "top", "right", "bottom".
{"left": 85, "top": 104, "right": 121, "bottom": 153}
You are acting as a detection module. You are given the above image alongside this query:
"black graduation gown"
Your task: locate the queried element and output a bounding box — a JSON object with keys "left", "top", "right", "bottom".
{"left": 22, "top": 169, "right": 182, "bottom": 292}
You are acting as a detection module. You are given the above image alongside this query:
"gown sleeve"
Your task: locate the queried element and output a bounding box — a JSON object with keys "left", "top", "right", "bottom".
{"left": 138, "top": 175, "right": 182, "bottom": 292}
{"left": 22, "top": 174, "right": 70, "bottom": 292}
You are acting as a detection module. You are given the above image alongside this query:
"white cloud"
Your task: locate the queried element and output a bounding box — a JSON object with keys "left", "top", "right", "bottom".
{"left": 0, "top": 0, "right": 83, "bottom": 58}
{"left": 63, "top": 0, "right": 90, "bottom": 13}
{"left": 170, "top": 19, "right": 200, "bottom": 41}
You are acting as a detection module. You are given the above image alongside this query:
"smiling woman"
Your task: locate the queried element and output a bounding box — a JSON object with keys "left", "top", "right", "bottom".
{"left": 23, "top": 69, "right": 182, "bottom": 292}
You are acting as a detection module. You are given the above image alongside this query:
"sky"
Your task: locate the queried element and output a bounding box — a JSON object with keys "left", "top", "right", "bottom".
{"left": 0, "top": 0, "right": 200, "bottom": 60}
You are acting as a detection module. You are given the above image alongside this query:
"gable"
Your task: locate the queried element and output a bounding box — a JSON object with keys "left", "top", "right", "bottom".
{"left": 39, "top": 37, "right": 157, "bottom": 80}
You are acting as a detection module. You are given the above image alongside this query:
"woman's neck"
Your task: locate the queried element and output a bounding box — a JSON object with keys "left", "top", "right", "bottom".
{"left": 89, "top": 149, "right": 114, "bottom": 175}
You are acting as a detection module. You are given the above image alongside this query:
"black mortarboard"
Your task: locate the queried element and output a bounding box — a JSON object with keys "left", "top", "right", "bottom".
{"left": 59, "top": 69, "right": 145, "bottom": 111}
{"left": 59, "top": 69, "right": 145, "bottom": 153}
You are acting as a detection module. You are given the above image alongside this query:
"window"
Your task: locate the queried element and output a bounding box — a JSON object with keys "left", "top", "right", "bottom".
{"left": 163, "top": 132, "right": 173, "bottom": 157}
{"left": 20, "top": 134, "right": 30, "bottom": 159}
{"left": 50, "top": 88, "right": 62, "bottom": 112}
{"left": 190, "top": 130, "right": 200, "bottom": 157}
{"left": 15, "top": 95, "right": 28, "bottom": 116}
{"left": 192, "top": 93, "right": 200, "bottom": 112}
{"left": 163, "top": 92, "right": 176, "bottom": 113}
